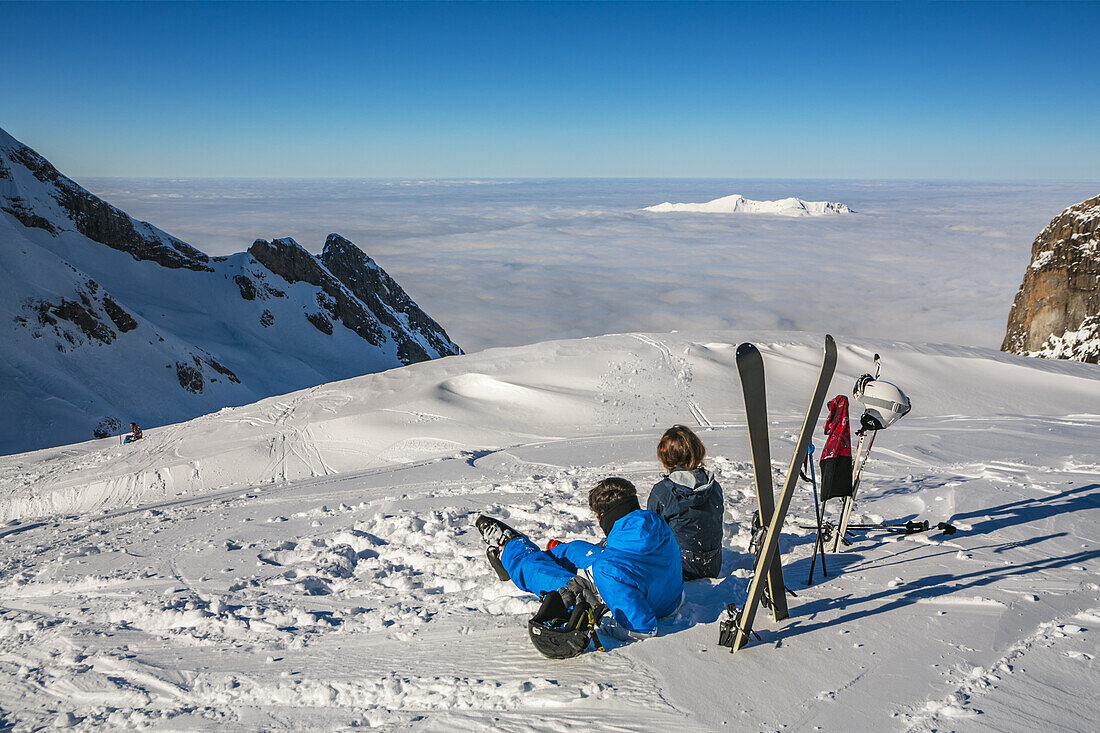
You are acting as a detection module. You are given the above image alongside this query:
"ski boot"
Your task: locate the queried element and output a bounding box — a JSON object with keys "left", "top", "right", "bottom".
{"left": 474, "top": 515, "right": 525, "bottom": 582}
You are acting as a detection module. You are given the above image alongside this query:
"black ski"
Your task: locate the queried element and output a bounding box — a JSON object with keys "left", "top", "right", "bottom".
{"left": 735, "top": 342, "right": 789, "bottom": 621}
{"left": 721, "top": 335, "right": 837, "bottom": 653}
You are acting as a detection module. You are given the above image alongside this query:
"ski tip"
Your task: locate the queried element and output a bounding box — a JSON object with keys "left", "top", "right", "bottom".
{"left": 736, "top": 342, "right": 759, "bottom": 359}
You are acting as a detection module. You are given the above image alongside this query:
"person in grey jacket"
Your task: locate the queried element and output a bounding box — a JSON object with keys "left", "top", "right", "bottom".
{"left": 647, "top": 425, "right": 724, "bottom": 580}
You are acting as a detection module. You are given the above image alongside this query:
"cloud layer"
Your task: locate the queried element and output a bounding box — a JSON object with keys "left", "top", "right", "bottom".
{"left": 83, "top": 178, "right": 1099, "bottom": 352}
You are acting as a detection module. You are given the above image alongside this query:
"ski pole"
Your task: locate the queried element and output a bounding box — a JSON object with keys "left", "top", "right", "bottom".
{"left": 833, "top": 430, "right": 876, "bottom": 550}
{"left": 805, "top": 442, "right": 827, "bottom": 584}
{"left": 845, "top": 520, "right": 956, "bottom": 535}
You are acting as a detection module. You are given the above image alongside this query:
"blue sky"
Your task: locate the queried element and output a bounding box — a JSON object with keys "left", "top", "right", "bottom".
{"left": 2, "top": 1, "right": 1098, "bottom": 179}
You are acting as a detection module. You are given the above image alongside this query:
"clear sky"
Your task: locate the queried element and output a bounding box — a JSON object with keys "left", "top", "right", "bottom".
{"left": 2, "top": 1, "right": 1098, "bottom": 179}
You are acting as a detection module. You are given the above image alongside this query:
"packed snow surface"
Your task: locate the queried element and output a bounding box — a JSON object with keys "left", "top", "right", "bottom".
{"left": 644, "top": 193, "right": 852, "bottom": 215}
{"left": 0, "top": 330, "right": 1097, "bottom": 730}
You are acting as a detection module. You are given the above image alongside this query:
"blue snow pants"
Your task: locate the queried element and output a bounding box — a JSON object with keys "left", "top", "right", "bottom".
{"left": 500, "top": 537, "right": 601, "bottom": 596}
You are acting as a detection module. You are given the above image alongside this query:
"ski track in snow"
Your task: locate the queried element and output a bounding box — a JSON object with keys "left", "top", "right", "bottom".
{"left": 630, "top": 333, "right": 712, "bottom": 428}
{"left": 0, "top": 331, "right": 1096, "bottom": 730}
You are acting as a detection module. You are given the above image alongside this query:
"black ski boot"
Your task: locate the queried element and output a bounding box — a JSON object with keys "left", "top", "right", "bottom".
{"left": 475, "top": 515, "right": 525, "bottom": 582}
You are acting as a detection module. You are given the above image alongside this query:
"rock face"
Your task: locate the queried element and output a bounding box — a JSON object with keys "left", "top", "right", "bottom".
{"left": 0, "top": 130, "right": 210, "bottom": 271}
{"left": 320, "top": 234, "right": 459, "bottom": 363}
{"left": 0, "top": 126, "right": 461, "bottom": 455}
{"left": 1003, "top": 195, "right": 1100, "bottom": 363}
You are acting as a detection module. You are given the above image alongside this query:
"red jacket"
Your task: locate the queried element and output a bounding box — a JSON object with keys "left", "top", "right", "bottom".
{"left": 822, "top": 395, "right": 851, "bottom": 459}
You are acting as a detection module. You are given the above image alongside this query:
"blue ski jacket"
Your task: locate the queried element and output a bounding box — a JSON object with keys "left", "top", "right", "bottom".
{"left": 648, "top": 468, "right": 724, "bottom": 580}
{"left": 547, "top": 509, "right": 684, "bottom": 636}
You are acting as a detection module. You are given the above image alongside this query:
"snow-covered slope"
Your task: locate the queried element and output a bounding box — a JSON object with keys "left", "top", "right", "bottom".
{"left": 0, "top": 128, "right": 460, "bottom": 455}
{"left": 644, "top": 194, "right": 852, "bottom": 215}
{"left": 0, "top": 331, "right": 1096, "bottom": 730}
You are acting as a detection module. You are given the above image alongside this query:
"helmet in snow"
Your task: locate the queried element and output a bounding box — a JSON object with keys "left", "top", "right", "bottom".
{"left": 527, "top": 589, "right": 605, "bottom": 659}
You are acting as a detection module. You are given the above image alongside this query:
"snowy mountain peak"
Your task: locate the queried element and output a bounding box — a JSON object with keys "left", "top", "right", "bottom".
{"left": 0, "top": 126, "right": 211, "bottom": 271}
{"left": 644, "top": 193, "right": 853, "bottom": 216}
{"left": 0, "top": 129, "right": 460, "bottom": 454}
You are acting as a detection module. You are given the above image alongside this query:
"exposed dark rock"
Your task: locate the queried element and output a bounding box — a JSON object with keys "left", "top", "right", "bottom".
{"left": 35, "top": 298, "right": 115, "bottom": 345}
{"left": 2, "top": 198, "right": 57, "bottom": 234}
{"left": 260, "top": 309, "right": 275, "bottom": 327}
{"left": 248, "top": 238, "right": 385, "bottom": 346}
{"left": 234, "top": 275, "right": 258, "bottom": 300}
{"left": 1003, "top": 195, "right": 1100, "bottom": 363}
{"left": 204, "top": 357, "right": 240, "bottom": 384}
{"left": 102, "top": 296, "right": 138, "bottom": 333}
{"left": 319, "top": 233, "right": 461, "bottom": 362}
{"left": 33, "top": 300, "right": 56, "bottom": 327}
{"left": 92, "top": 416, "right": 122, "bottom": 439}
{"left": 4, "top": 139, "right": 211, "bottom": 271}
{"left": 175, "top": 361, "right": 204, "bottom": 393}
{"left": 306, "top": 312, "right": 334, "bottom": 335}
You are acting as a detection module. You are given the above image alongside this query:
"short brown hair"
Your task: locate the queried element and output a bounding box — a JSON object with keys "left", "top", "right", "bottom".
{"left": 658, "top": 425, "right": 706, "bottom": 471}
{"left": 589, "top": 477, "right": 637, "bottom": 515}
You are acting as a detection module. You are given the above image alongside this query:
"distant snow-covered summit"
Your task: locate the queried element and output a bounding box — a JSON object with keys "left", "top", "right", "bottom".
{"left": 644, "top": 194, "right": 852, "bottom": 216}
{"left": 0, "top": 127, "right": 460, "bottom": 454}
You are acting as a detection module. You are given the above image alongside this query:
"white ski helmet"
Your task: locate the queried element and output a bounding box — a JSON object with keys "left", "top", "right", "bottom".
{"left": 852, "top": 374, "right": 911, "bottom": 430}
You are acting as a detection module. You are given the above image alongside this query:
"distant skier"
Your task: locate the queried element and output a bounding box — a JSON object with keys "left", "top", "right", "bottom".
{"left": 475, "top": 477, "right": 683, "bottom": 654}
{"left": 123, "top": 422, "right": 143, "bottom": 444}
{"left": 647, "top": 425, "right": 724, "bottom": 580}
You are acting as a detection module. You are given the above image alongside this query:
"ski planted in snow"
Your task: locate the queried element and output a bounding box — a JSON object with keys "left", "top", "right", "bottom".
{"left": 720, "top": 334, "right": 837, "bottom": 652}
{"left": 734, "top": 342, "right": 789, "bottom": 621}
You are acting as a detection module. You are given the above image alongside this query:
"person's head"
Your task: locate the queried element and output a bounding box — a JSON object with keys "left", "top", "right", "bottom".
{"left": 130, "top": 422, "right": 137, "bottom": 430}
{"left": 657, "top": 425, "right": 706, "bottom": 472}
{"left": 589, "top": 477, "right": 639, "bottom": 535}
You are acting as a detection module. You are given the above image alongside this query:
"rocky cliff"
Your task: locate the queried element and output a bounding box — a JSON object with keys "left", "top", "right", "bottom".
{"left": 0, "top": 127, "right": 460, "bottom": 454}
{"left": 1002, "top": 195, "right": 1100, "bottom": 363}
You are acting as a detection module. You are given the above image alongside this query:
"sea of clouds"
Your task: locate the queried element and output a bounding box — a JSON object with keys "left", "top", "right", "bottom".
{"left": 83, "top": 178, "right": 1099, "bottom": 353}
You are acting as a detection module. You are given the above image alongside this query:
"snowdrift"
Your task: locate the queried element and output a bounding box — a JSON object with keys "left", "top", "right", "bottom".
{"left": 2, "top": 331, "right": 1094, "bottom": 523}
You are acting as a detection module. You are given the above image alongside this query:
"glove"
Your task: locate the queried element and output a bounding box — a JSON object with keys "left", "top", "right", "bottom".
{"left": 559, "top": 576, "right": 601, "bottom": 611}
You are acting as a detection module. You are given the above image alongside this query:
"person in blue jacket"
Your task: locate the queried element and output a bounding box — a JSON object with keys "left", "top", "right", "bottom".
{"left": 475, "top": 477, "right": 684, "bottom": 638}
{"left": 647, "top": 425, "right": 724, "bottom": 580}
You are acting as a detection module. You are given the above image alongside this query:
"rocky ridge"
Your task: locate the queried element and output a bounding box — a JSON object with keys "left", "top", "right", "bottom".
{"left": 1002, "top": 195, "right": 1100, "bottom": 363}
{"left": 0, "top": 127, "right": 460, "bottom": 454}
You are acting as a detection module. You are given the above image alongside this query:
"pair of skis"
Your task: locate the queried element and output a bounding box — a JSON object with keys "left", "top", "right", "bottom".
{"left": 719, "top": 335, "right": 837, "bottom": 652}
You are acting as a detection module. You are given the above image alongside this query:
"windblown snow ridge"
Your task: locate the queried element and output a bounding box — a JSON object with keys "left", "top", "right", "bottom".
{"left": 644, "top": 194, "right": 852, "bottom": 216}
